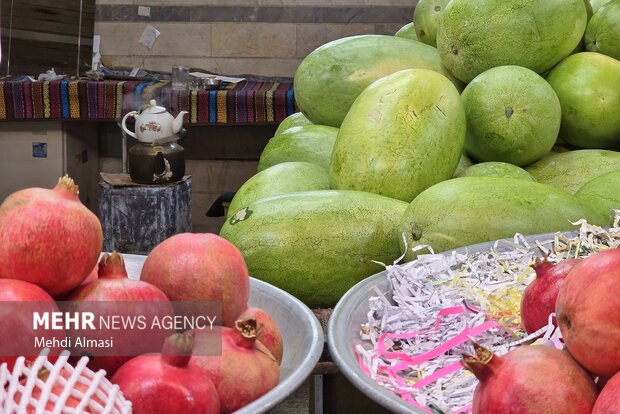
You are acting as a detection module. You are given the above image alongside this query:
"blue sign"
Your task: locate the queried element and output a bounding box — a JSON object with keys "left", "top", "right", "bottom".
{"left": 32, "top": 142, "right": 47, "bottom": 158}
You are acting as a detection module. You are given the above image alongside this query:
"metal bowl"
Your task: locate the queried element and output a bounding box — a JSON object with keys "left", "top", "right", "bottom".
{"left": 328, "top": 231, "right": 577, "bottom": 414}
{"left": 122, "top": 254, "right": 324, "bottom": 414}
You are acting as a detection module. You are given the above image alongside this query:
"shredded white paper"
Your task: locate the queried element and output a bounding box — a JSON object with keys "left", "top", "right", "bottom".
{"left": 357, "top": 213, "right": 620, "bottom": 414}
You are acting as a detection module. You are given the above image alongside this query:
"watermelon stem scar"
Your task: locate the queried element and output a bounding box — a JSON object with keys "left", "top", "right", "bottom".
{"left": 505, "top": 107, "right": 514, "bottom": 119}
{"left": 229, "top": 207, "right": 252, "bottom": 225}
{"left": 410, "top": 222, "right": 422, "bottom": 241}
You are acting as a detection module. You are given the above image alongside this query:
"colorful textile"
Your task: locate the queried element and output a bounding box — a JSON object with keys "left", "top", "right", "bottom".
{"left": 0, "top": 79, "right": 296, "bottom": 125}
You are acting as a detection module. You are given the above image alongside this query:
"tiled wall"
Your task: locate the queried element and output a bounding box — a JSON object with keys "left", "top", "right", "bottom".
{"left": 95, "top": 0, "right": 416, "bottom": 77}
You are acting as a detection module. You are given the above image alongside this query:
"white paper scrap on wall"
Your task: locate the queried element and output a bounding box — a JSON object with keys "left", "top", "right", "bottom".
{"left": 92, "top": 35, "right": 101, "bottom": 70}
{"left": 139, "top": 24, "right": 160, "bottom": 50}
{"left": 189, "top": 72, "right": 246, "bottom": 84}
{"left": 138, "top": 6, "right": 151, "bottom": 17}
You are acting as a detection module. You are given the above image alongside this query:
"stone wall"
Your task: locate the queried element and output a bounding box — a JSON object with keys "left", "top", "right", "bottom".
{"left": 95, "top": 0, "right": 416, "bottom": 77}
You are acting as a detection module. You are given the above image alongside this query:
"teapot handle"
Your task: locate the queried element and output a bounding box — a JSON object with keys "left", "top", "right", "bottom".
{"left": 121, "top": 111, "right": 138, "bottom": 139}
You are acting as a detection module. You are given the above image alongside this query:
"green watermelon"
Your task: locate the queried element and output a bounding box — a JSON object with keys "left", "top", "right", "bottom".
{"left": 575, "top": 170, "right": 620, "bottom": 226}
{"left": 274, "top": 112, "right": 313, "bottom": 136}
{"left": 294, "top": 35, "right": 463, "bottom": 127}
{"left": 453, "top": 153, "right": 474, "bottom": 177}
{"left": 546, "top": 52, "right": 620, "bottom": 148}
{"left": 591, "top": 0, "right": 613, "bottom": 12}
{"left": 413, "top": 0, "right": 451, "bottom": 47}
{"left": 437, "top": 0, "right": 588, "bottom": 83}
{"left": 461, "top": 65, "right": 561, "bottom": 166}
{"left": 456, "top": 162, "right": 535, "bottom": 181}
{"left": 549, "top": 144, "right": 576, "bottom": 154}
{"left": 525, "top": 149, "right": 620, "bottom": 194}
{"left": 329, "top": 69, "right": 466, "bottom": 202}
{"left": 571, "top": 0, "right": 595, "bottom": 53}
{"left": 395, "top": 23, "right": 419, "bottom": 41}
{"left": 220, "top": 190, "right": 408, "bottom": 308}
{"left": 585, "top": 0, "right": 620, "bottom": 61}
{"left": 227, "top": 162, "right": 330, "bottom": 219}
{"left": 400, "top": 177, "right": 596, "bottom": 260}
{"left": 257, "top": 125, "right": 338, "bottom": 172}
{"left": 585, "top": 0, "right": 596, "bottom": 18}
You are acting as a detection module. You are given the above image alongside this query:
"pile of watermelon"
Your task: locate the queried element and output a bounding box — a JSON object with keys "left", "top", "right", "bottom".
{"left": 220, "top": 0, "right": 620, "bottom": 309}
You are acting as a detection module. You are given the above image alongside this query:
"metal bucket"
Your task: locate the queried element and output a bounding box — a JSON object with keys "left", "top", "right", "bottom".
{"left": 122, "top": 254, "right": 324, "bottom": 414}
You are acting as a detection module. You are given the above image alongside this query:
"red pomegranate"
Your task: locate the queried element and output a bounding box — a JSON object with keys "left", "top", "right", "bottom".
{"left": 239, "top": 307, "right": 284, "bottom": 364}
{"left": 462, "top": 343, "right": 597, "bottom": 413}
{"left": 556, "top": 247, "right": 620, "bottom": 378}
{"left": 593, "top": 370, "right": 620, "bottom": 413}
{"left": 140, "top": 233, "right": 250, "bottom": 326}
{"left": 0, "top": 279, "right": 64, "bottom": 371}
{"left": 66, "top": 252, "right": 174, "bottom": 377}
{"left": 520, "top": 258, "right": 580, "bottom": 334}
{"left": 54, "top": 262, "right": 99, "bottom": 301}
{"left": 191, "top": 319, "right": 280, "bottom": 413}
{"left": 84, "top": 262, "right": 100, "bottom": 284}
{"left": 112, "top": 332, "right": 220, "bottom": 414}
{"left": 0, "top": 176, "right": 103, "bottom": 296}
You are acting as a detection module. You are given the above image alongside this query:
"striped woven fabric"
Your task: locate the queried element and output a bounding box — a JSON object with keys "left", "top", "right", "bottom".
{"left": 0, "top": 79, "right": 297, "bottom": 125}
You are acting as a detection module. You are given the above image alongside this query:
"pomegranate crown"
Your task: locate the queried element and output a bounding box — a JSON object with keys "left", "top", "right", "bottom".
{"left": 163, "top": 331, "right": 195, "bottom": 356}
{"left": 101, "top": 251, "right": 125, "bottom": 267}
{"left": 531, "top": 256, "right": 554, "bottom": 278}
{"left": 161, "top": 331, "right": 195, "bottom": 367}
{"left": 98, "top": 252, "right": 128, "bottom": 279}
{"left": 37, "top": 367, "right": 52, "bottom": 381}
{"left": 56, "top": 175, "right": 80, "bottom": 196}
{"left": 235, "top": 318, "right": 258, "bottom": 339}
{"left": 234, "top": 318, "right": 277, "bottom": 363}
{"left": 461, "top": 342, "right": 498, "bottom": 379}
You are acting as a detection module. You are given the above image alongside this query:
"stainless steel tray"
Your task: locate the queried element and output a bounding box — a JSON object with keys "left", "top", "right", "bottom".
{"left": 328, "top": 231, "right": 578, "bottom": 413}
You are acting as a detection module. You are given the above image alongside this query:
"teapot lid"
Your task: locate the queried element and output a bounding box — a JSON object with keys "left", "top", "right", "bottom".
{"left": 139, "top": 99, "right": 167, "bottom": 115}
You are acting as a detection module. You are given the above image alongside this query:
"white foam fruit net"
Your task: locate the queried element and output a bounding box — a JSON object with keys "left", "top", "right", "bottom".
{"left": 0, "top": 351, "right": 131, "bottom": 414}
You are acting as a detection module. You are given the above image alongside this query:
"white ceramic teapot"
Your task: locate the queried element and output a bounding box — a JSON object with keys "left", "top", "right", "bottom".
{"left": 121, "top": 99, "right": 188, "bottom": 143}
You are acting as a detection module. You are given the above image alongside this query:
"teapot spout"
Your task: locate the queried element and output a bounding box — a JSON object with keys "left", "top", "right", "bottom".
{"left": 172, "top": 111, "right": 188, "bottom": 134}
